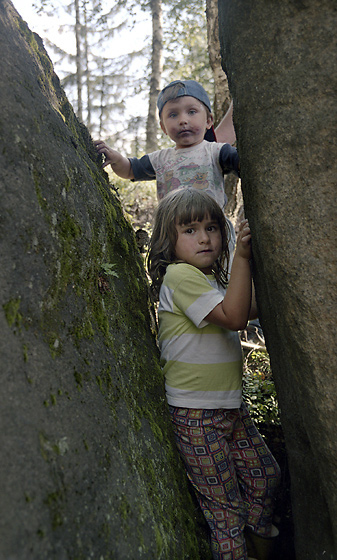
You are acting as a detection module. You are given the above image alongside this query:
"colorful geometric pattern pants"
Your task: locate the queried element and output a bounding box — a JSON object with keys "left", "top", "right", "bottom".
{"left": 169, "top": 402, "right": 281, "bottom": 560}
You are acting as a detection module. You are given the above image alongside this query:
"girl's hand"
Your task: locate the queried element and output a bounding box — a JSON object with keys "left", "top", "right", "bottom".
{"left": 236, "top": 219, "right": 252, "bottom": 260}
{"left": 205, "top": 218, "right": 252, "bottom": 331}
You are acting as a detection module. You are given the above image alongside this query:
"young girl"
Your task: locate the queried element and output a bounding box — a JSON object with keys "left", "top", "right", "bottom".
{"left": 147, "top": 188, "right": 280, "bottom": 560}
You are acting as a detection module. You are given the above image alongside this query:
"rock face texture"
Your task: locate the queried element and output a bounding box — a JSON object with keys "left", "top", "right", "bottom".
{"left": 0, "top": 2, "right": 211, "bottom": 559}
{"left": 218, "top": 1, "right": 337, "bottom": 558}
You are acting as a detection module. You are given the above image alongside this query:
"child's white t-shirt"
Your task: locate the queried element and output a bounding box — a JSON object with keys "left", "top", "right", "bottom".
{"left": 130, "top": 140, "right": 239, "bottom": 210}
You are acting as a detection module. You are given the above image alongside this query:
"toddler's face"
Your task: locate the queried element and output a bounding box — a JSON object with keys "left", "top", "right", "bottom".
{"left": 160, "top": 96, "right": 213, "bottom": 149}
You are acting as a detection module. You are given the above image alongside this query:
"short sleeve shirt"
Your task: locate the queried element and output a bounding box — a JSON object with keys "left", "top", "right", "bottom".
{"left": 129, "top": 140, "right": 239, "bottom": 209}
{"left": 158, "top": 263, "right": 243, "bottom": 409}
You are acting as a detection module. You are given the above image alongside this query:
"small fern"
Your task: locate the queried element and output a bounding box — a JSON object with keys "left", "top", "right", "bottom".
{"left": 101, "top": 263, "right": 119, "bottom": 278}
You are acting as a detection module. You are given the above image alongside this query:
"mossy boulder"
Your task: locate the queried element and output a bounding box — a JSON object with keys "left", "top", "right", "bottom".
{"left": 0, "top": 2, "right": 211, "bottom": 558}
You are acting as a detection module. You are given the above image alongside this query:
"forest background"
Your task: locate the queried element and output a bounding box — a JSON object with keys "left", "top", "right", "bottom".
{"left": 12, "top": 0, "right": 240, "bottom": 236}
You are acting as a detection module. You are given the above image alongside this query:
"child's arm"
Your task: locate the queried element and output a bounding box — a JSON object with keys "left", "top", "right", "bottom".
{"left": 94, "top": 140, "right": 134, "bottom": 179}
{"left": 206, "top": 220, "right": 252, "bottom": 331}
{"left": 214, "top": 101, "right": 236, "bottom": 145}
{"left": 249, "top": 283, "right": 258, "bottom": 320}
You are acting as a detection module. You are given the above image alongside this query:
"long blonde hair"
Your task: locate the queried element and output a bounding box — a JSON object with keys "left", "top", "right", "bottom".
{"left": 147, "top": 188, "right": 230, "bottom": 297}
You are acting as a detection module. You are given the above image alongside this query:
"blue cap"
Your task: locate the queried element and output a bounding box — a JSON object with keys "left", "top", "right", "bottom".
{"left": 157, "top": 80, "right": 212, "bottom": 115}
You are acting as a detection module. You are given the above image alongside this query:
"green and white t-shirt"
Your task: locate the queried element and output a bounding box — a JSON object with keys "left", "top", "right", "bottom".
{"left": 158, "top": 263, "right": 243, "bottom": 409}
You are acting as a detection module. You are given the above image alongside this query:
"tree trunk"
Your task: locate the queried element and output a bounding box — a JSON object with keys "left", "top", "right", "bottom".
{"left": 146, "top": 0, "right": 163, "bottom": 153}
{"left": 206, "top": 0, "right": 243, "bottom": 230}
{"left": 218, "top": 1, "right": 337, "bottom": 558}
{"left": 83, "top": 2, "right": 92, "bottom": 132}
{"left": 75, "top": 0, "right": 83, "bottom": 121}
{"left": 0, "top": 2, "right": 212, "bottom": 558}
{"left": 205, "top": 0, "right": 230, "bottom": 126}
{"left": 98, "top": 58, "right": 105, "bottom": 137}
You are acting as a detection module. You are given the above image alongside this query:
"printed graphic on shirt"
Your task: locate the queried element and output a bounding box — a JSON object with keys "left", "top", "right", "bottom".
{"left": 157, "top": 160, "right": 222, "bottom": 200}
{"left": 151, "top": 141, "right": 226, "bottom": 208}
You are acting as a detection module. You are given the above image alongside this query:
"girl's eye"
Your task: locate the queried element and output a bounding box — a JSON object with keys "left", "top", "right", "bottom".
{"left": 185, "top": 228, "right": 194, "bottom": 234}
{"left": 169, "top": 112, "right": 177, "bottom": 118}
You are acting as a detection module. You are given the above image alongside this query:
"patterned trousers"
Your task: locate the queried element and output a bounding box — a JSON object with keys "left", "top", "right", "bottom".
{"left": 169, "top": 402, "right": 281, "bottom": 560}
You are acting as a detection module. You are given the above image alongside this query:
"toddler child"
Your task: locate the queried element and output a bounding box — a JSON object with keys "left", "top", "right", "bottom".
{"left": 94, "top": 79, "right": 239, "bottom": 211}
{"left": 147, "top": 187, "right": 280, "bottom": 560}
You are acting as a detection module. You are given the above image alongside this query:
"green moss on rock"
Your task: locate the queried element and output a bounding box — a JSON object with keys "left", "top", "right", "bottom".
{"left": 3, "top": 298, "right": 22, "bottom": 329}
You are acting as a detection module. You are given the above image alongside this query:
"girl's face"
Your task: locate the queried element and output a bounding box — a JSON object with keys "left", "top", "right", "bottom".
{"left": 160, "top": 96, "right": 213, "bottom": 149}
{"left": 174, "top": 213, "right": 222, "bottom": 274}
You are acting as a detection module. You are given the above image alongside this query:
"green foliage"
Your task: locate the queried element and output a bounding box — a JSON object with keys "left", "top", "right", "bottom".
{"left": 100, "top": 263, "right": 119, "bottom": 277}
{"left": 109, "top": 174, "right": 157, "bottom": 236}
{"left": 32, "top": 0, "right": 147, "bottom": 140}
{"left": 243, "top": 350, "right": 281, "bottom": 428}
{"left": 163, "top": 0, "right": 212, "bottom": 85}
{"left": 30, "top": 0, "right": 213, "bottom": 150}
{"left": 243, "top": 354, "right": 293, "bottom": 543}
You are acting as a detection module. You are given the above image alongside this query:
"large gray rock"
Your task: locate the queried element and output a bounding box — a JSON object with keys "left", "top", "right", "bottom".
{"left": 218, "top": 1, "right": 337, "bottom": 558}
{"left": 0, "top": 1, "right": 212, "bottom": 558}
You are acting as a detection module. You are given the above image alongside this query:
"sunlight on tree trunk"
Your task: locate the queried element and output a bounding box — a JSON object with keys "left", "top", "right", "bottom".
{"left": 98, "top": 58, "right": 105, "bottom": 138}
{"left": 146, "top": 0, "right": 163, "bottom": 153}
{"left": 83, "top": 2, "right": 91, "bottom": 131}
{"left": 205, "top": 0, "right": 242, "bottom": 230}
{"left": 205, "top": 0, "right": 230, "bottom": 126}
{"left": 75, "top": 0, "right": 83, "bottom": 121}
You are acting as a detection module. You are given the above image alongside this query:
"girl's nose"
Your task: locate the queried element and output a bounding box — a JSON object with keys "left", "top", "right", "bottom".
{"left": 199, "top": 230, "right": 210, "bottom": 243}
